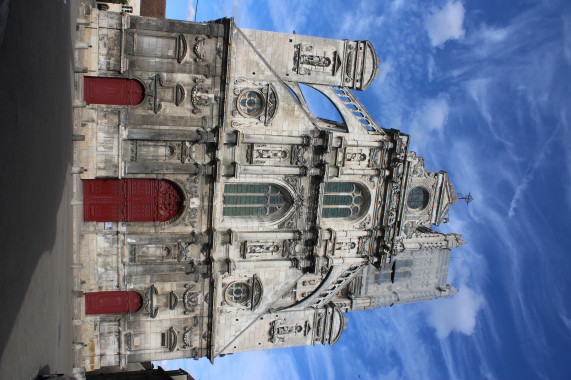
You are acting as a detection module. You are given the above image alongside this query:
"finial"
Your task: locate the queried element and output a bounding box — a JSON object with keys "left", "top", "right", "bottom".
{"left": 457, "top": 192, "right": 473, "bottom": 206}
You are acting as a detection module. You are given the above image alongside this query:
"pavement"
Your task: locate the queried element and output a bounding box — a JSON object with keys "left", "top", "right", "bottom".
{"left": 0, "top": 0, "right": 80, "bottom": 378}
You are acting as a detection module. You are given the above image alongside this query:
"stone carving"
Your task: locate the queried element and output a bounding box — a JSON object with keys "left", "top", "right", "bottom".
{"left": 369, "top": 148, "right": 381, "bottom": 168}
{"left": 175, "top": 84, "right": 186, "bottom": 106}
{"left": 193, "top": 37, "right": 207, "bottom": 62}
{"left": 411, "top": 156, "right": 429, "bottom": 178}
{"left": 183, "top": 285, "right": 199, "bottom": 314}
{"left": 346, "top": 152, "right": 367, "bottom": 162}
{"left": 158, "top": 181, "right": 182, "bottom": 223}
{"left": 279, "top": 177, "right": 305, "bottom": 229}
{"left": 358, "top": 236, "right": 371, "bottom": 256}
{"left": 167, "top": 327, "right": 177, "bottom": 351}
{"left": 269, "top": 320, "right": 310, "bottom": 343}
{"left": 143, "top": 285, "right": 158, "bottom": 319}
{"left": 186, "top": 175, "right": 200, "bottom": 189}
{"left": 187, "top": 185, "right": 200, "bottom": 198}
{"left": 241, "top": 241, "right": 281, "bottom": 259}
{"left": 176, "top": 34, "right": 187, "bottom": 64}
{"left": 251, "top": 275, "right": 263, "bottom": 310}
{"left": 177, "top": 241, "right": 192, "bottom": 262}
{"left": 335, "top": 241, "right": 357, "bottom": 253}
{"left": 300, "top": 55, "right": 331, "bottom": 67}
{"left": 248, "top": 144, "right": 290, "bottom": 164}
{"left": 290, "top": 144, "right": 308, "bottom": 166}
{"left": 293, "top": 43, "right": 332, "bottom": 75}
{"left": 181, "top": 141, "right": 196, "bottom": 163}
{"left": 282, "top": 239, "right": 299, "bottom": 257}
{"left": 191, "top": 77, "right": 210, "bottom": 114}
{"left": 182, "top": 327, "right": 193, "bottom": 349}
{"left": 153, "top": 74, "right": 164, "bottom": 114}
{"left": 345, "top": 45, "right": 354, "bottom": 82}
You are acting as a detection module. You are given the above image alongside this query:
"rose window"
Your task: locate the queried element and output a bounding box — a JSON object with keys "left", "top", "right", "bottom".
{"left": 225, "top": 282, "right": 250, "bottom": 305}
{"left": 407, "top": 186, "right": 430, "bottom": 210}
{"left": 238, "top": 90, "right": 265, "bottom": 117}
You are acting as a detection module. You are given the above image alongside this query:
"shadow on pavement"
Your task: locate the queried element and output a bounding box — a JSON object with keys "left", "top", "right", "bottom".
{"left": 0, "top": 0, "right": 73, "bottom": 363}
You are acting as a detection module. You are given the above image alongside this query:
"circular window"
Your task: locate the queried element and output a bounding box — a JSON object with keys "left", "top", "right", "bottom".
{"left": 225, "top": 282, "right": 250, "bottom": 305}
{"left": 238, "top": 90, "right": 265, "bottom": 117}
{"left": 407, "top": 187, "right": 430, "bottom": 210}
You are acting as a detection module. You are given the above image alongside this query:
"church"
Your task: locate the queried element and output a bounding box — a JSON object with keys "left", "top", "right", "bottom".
{"left": 74, "top": 8, "right": 465, "bottom": 373}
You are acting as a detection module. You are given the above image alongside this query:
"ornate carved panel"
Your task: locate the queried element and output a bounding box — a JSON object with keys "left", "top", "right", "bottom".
{"left": 247, "top": 144, "right": 290, "bottom": 165}
{"left": 241, "top": 241, "right": 282, "bottom": 259}
{"left": 269, "top": 319, "right": 311, "bottom": 343}
{"left": 292, "top": 43, "right": 337, "bottom": 76}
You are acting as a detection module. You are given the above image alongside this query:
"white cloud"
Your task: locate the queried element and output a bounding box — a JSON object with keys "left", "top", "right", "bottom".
{"left": 160, "top": 349, "right": 304, "bottom": 380}
{"left": 508, "top": 121, "right": 560, "bottom": 218}
{"left": 425, "top": 1, "right": 466, "bottom": 47}
{"left": 185, "top": 0, "right": 196, "bottom": 21}
{"left": 426, "top": 287, "right": 485, "bottom": 338}
{"left": 407, "top": 95, "right": 450, "bottom": 151}
{"left": 560, "top": 314, "right": 571, "bottom": 332}
{"left": 265, "top": 0, "right": 309, "bottom": 33}
{"left": 422, "top": 96, "right": 449, "bottom": 131}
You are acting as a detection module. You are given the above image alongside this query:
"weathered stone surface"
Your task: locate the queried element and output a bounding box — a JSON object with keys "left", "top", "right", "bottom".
{"left": 74, "top": 9, "right": 463, "bottom": 372}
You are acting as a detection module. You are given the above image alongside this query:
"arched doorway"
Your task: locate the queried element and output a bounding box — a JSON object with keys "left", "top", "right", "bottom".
{"left": 83, "top": 179, "right": 183, "bottom": 222}
{"left": 85, "top": 291, "right": 142, "bottom": 315}
{"left": 84, "top": 77, "right": 145, "bottom": 105}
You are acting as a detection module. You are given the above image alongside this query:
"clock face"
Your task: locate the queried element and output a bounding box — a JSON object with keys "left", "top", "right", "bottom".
{"left": 407, "top": 187, "right": 429, "bottom": 210}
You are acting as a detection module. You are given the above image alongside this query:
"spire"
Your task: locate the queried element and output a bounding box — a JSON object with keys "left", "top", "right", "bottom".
{"left": 446, "top": 233, "right": 467, "bottom": 248}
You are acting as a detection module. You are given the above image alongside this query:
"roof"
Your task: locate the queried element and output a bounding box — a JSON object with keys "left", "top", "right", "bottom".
{"left": 140, "top": 0, "right": 166, "bottom": 18}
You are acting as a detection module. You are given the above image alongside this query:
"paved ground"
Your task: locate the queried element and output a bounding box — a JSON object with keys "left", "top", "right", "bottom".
{"left": 0, "top": 0, "right": 79, "bottom": 378}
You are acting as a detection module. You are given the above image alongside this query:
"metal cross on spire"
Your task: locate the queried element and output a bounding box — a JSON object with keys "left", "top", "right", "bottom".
{"left": 457, "top": 192, "right": 473, "bottom": 205}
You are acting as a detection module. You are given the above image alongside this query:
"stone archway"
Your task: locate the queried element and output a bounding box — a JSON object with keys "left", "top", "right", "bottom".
{"left": 83, "top": 179, "right": 183, "bottom": 222}
{"left": 84, "top": 77, "right": 145, "bottom": 105}
{"left": 85, "top": 291, "right": 143, "bottom": 315}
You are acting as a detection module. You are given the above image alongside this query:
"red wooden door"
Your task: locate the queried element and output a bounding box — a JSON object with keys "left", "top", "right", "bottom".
{"left": 85, "top": 291, "right": 142, "bottom": 315}
{"left": 83, "top": 179, "right": 182, "bottom": 222}
{"left": 84, "top": 77, "right": 145, "bottom": 105}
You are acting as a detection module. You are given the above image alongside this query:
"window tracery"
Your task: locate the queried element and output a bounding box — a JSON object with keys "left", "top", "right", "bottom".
{"left": 322, "top": 182, "right": 366, "bottom": 218}
{"left": 223, "top": 184, "right": 290, "bottom": 217}
{"left": 223, "top": 276, "right": 263, "bottom": 310}
{"left": 407, "top": 186, "right": 430, "bottom": 210}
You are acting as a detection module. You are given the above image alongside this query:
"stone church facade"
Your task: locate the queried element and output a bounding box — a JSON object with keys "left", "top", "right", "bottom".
{"left": 74, "top": 10, "right": 465, "bottom": 373}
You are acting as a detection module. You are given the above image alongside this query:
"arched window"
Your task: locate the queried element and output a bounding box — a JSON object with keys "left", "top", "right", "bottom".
{"left": 223, "top": 184, "right": 288, "bottom": 217}
{"left": 322, "top": 182, "right": 366, "bottom": 218}
{"left": 84, "top": 77, "right": 145, "bottom": 105}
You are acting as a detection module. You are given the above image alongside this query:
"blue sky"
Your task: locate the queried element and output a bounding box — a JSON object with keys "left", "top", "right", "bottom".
{"left": 160, "top": 1, "right": 571, "bottom": 379}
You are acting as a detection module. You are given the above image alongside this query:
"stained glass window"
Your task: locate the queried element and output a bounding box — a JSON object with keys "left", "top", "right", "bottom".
{"left": 322, "top": 182, "right": 365, "bottom": 218}
{"left": 238, "top": 90, "right": 265, "bottom": 117}
{"left": 223, "top": 184, "right": 287, "bottom": 217}
{"left": 225, "top": 282, "right": 250, "bottom": 305}
{"left": 407, "top": 187, "right": 429, "bottom": 210}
